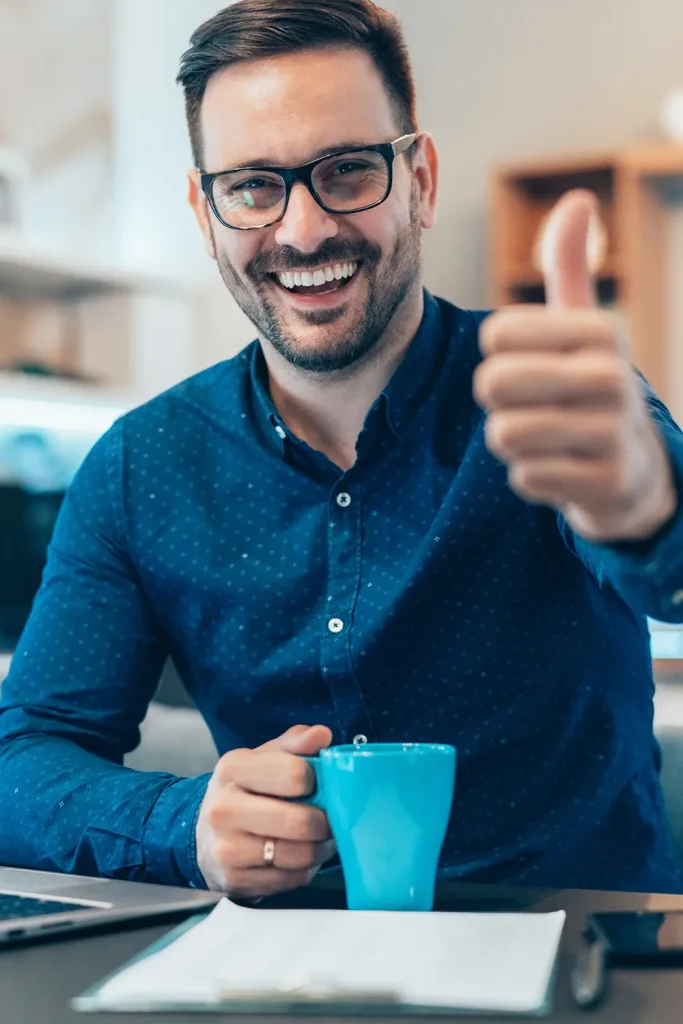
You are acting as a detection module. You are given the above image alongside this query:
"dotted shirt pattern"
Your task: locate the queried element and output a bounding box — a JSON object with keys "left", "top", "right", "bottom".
{"left": 1, "top": 291, "right": 683, "bottom": 892}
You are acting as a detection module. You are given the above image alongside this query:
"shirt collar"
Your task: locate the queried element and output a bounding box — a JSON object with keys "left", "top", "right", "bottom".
{"left": 381, "top": 289, "right": 445, "bottom": 438}
{"left": 249, "top": 288, "right": 445, "bottom": 455}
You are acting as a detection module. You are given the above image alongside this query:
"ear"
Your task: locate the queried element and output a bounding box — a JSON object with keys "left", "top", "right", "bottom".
{"left": 412, "top": 132, "right": 438, "bottom": 230}
{"left": 187, "top": 169, "right": 217, "bottom": 260}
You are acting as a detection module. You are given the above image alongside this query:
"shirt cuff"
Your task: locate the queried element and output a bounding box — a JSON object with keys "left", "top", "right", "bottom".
{"left": 141, "top": 773, "right": 211, "bottom": 888}
{"left": 580, "top": 426, "right": 683, "bottom": 620}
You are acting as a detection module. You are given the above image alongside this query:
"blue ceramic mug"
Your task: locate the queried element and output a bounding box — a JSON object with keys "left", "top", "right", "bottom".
{"left": 300, "top": 742, "right": 456, "bottom": 911}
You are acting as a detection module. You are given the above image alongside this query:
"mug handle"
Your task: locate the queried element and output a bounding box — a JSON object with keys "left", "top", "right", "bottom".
{"left": 291, "top": 755, "right": 325, "bottom": 810}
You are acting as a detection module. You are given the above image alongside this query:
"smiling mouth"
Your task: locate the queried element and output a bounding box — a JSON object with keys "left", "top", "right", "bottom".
{"left": 269, "top": 260, "right": 360, "bottom": 296}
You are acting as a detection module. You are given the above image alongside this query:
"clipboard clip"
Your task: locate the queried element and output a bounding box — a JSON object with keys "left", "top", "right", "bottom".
{"left": 219, "top": 978, "right": 401, "bottom": 1004}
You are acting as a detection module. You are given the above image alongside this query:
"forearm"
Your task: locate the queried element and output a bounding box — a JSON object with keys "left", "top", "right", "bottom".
{"left": 0, "top": 729, "right": 209, "bottom": 887}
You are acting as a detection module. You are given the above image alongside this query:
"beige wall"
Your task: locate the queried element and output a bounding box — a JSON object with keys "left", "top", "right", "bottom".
{"left": 387, "top": 0, "right": 683, "bottom": 313}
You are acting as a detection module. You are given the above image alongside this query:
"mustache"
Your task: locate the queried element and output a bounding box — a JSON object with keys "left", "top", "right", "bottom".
{"left": 247, "top": 239, "right": 382, "bottom": 277}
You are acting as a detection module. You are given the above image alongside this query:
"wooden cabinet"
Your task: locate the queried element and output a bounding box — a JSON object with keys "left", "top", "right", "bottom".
{"left": 490, "top": 143, "right": 683, "bottom": 408}
{"left": 0, "top": 231, "right": 197, "bottom": 399}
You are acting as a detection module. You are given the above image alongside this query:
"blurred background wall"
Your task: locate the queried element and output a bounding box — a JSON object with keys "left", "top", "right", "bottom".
{"left": 388, "top": 0, "right": 683, "bottom": 307}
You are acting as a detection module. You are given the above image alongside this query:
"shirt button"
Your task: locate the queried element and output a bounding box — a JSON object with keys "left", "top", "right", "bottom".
{"left": 274, "top": 425, "right": 286, "bottom": 439}
{"left": 328, "top": 618, "right": 344, "bottom": 633}
{"left": 336, "top": 492, "right": 352, "bottom": 508}
{"left": 672, "top": 590, "right": 683, "bottom": 606}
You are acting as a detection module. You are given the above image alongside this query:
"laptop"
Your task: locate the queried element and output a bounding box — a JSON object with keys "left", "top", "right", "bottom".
{"left": 0, "top": 866, "right": 222, "bottom": 947}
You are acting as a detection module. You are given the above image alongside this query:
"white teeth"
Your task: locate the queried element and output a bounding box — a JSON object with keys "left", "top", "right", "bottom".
{"left": 277, "top": 261, "right": 357, "bottom": 289}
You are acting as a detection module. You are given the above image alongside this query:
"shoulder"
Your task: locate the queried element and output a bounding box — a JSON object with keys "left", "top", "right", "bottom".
{"left": 430, "top": 293, "right": 492, "bottom": 368}
{"left": 117, "top": 340, "right": 258, "bottom": 440}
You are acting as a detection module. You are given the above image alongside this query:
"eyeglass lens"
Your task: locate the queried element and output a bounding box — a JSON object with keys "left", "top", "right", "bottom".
{"left": 211, "top": 149, "right": 390, "bottom": 228}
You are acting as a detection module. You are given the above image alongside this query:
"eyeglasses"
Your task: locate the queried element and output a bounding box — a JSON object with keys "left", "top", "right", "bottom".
{"left": 200, "top": 133, "right": 417, "bottom": 230}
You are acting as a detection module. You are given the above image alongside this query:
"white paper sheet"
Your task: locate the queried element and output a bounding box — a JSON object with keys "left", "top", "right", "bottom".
{"left": 76, "top": 898, "right": 566, "bottom": 1015}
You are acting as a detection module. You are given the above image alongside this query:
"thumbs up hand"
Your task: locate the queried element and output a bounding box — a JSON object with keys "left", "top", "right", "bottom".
{"left": 474, "top": 189, "right": 677, "bottom": 543}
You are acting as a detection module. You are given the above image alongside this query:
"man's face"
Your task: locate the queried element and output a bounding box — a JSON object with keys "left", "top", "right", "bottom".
{"left": 189, "top": 47, "right": 437, "bottom": 374}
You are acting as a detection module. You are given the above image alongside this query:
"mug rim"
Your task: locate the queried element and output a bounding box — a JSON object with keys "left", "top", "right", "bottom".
{"left": 320, "top": 742, "right": 455, "bottom": 757}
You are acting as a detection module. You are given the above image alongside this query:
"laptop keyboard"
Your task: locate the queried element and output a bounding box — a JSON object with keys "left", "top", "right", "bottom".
{"left": 0, "top": 892, "right": 93, "bottom": 920}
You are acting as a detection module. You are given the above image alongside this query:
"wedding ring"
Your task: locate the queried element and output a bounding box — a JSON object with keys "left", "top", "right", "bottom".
{"left": 263, "top": 839, "right": 276, "bottom": 867}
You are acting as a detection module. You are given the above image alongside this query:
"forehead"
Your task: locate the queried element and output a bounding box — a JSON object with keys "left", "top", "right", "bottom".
{"left": 200, "top": 47, "right": 399, "bottom": 171}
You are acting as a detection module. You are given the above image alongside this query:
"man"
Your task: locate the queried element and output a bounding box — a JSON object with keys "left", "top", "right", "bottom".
{"left": 1, "top": 0, "right": 682, "bottom": 899}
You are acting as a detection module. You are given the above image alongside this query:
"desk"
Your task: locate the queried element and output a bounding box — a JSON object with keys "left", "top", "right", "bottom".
{"left": 2, "top": 877, "right": 683, "bottom": 1023}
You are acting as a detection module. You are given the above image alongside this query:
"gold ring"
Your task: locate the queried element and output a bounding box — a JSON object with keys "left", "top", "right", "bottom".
{"left": 263, "top": 839, "right": 276, "bottom": 867}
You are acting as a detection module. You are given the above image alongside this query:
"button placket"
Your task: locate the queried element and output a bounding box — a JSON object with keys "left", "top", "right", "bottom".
{"left": 321, "top": 480, "right": 375, "bottom": 741}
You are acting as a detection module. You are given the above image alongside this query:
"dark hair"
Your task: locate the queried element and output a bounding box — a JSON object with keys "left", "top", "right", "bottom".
{"left": 177, "top": 0, "right": 417, "bottom": 169}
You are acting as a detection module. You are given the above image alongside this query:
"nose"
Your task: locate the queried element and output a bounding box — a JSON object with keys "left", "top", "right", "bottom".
{"left": 274, "top": 182, "right": 339, "bottom": 253}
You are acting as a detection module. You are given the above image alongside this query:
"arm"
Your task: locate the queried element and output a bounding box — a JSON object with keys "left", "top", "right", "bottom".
{"left": 557, "top": 383, "right": 683, "bottom": 623}
{"left": 475, "top": 191, "right": 683, "bottom": 624}
{"left": 0, "top": 422, "right": 208, "bottom": 887}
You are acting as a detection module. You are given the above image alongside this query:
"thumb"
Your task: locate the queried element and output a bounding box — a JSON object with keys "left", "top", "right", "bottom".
{"left": 258, "top": 724, "right": 333, "bottom": 756}
{"left": 541, "top": 189, "right": 599, "bottom": 309}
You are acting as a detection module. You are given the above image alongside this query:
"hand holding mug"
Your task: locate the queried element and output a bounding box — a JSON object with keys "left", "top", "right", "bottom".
{"left": 195, "top": 724, "right": 336, "bottom": 897}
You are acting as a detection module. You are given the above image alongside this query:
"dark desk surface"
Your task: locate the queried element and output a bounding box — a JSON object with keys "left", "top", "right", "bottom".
{"left": 2, "top": 875, "right": 683, "bottom": 1024}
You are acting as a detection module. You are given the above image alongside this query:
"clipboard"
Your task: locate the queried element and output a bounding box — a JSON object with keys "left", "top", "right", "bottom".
{"left": 71, "top": 898, "right": 566, "bottom": 1017}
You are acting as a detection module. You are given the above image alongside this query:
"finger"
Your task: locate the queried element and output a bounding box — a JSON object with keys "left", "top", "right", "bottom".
{"left": 222, "top": 749, "right": 316, "bottom": 799}
{"left": 474, "top": 350, "right": 627, "bottom": 410}
{"left": 479, "top": 306, "right": 617, "bottom": 356}
{"left": 210, "top": 788, "right": 332, "bottom": 842}
{"left": 256, "top": 724, "right": 333, "bottom": 756}
{"left": 507, "top": 455, "right": 621, "bottom": 507}
{"left": 485, "top": 408, "right": 620, "bottom": 461}
{"left": 216, "top": 834, "right": 337, "bottom": 871}
{"left": 221, "top": 866, "right": 318, "bottom": 899}
{"left": 541, "top": 189, "right": 598, "bottom": 309}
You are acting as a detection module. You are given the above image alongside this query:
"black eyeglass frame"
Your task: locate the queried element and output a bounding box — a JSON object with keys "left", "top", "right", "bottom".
{"left": 200, "top": 133, "right": 418, "bottom": 230}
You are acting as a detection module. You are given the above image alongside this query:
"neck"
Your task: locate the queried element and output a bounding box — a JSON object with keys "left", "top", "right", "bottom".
{"left": 261, "top": 285, "right": 425, "bottom": 471}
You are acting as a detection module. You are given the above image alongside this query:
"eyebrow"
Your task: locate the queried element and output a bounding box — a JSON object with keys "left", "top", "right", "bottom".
{"left": 220, "top": 140, "right": 378, "bottom": 172}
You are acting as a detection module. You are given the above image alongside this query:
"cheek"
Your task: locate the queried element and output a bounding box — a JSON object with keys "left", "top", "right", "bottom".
{"left": 217, "top": 229, "right": 266, "bottom": 276}
{"left": 345, "top": 204, "right": 404, "bottom": 257}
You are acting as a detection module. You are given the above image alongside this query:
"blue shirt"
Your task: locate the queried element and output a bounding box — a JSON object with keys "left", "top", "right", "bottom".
{"left": 2, "top": 291, "right": 683, "bottom": 893}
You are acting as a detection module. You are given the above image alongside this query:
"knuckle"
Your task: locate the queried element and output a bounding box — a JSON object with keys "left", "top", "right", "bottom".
{"left": 284, "top": 807, "right": 317, "bottom": 842}
{"left": 590, "top": 353, "right": 628, "bottom": 398}
{"left": 216, "top": 836, "right": 242, "bottom": 868}
{"left": 206, "top": 799, "right": 225, "bottom": 832}
{"left": 591, "top": 312, "right": 620, "bottom": 351}
{"left": 295, "top": 842, "right": 319, "bottom": 870}
{"left": 486, "top": 413, "right": 513, "bottom": 455}
{"left": 509, "top": 462, "right": 534, "bottom": 496}
{"left": 478, "top": 313, "right": 500, "bottom": 355}
{"left": 206, "top": 792, "right": 239, "bottom": 832}
{"left": 475, "top": 361, "right": 503, "bottom": 407}
{"left": 216, "top": 749, "right": 245, "bottom": 785}
{"left": 288, "top": 757, "right": 312, "bottom": 797}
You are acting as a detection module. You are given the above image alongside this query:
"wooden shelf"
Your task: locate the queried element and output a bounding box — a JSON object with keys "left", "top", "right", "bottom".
{"left": 490, "top": 142, "right": 683, "bottom": 404}
{"left": 0, "top": 230, "right": 192, "bottom": 301}
{"left": 501, "top": 255, "right": 622, "bottom": 290}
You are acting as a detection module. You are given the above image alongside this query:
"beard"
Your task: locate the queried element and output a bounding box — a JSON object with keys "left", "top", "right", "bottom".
{"left": 212, "top": 195, "right": 422, "bottom": 375}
